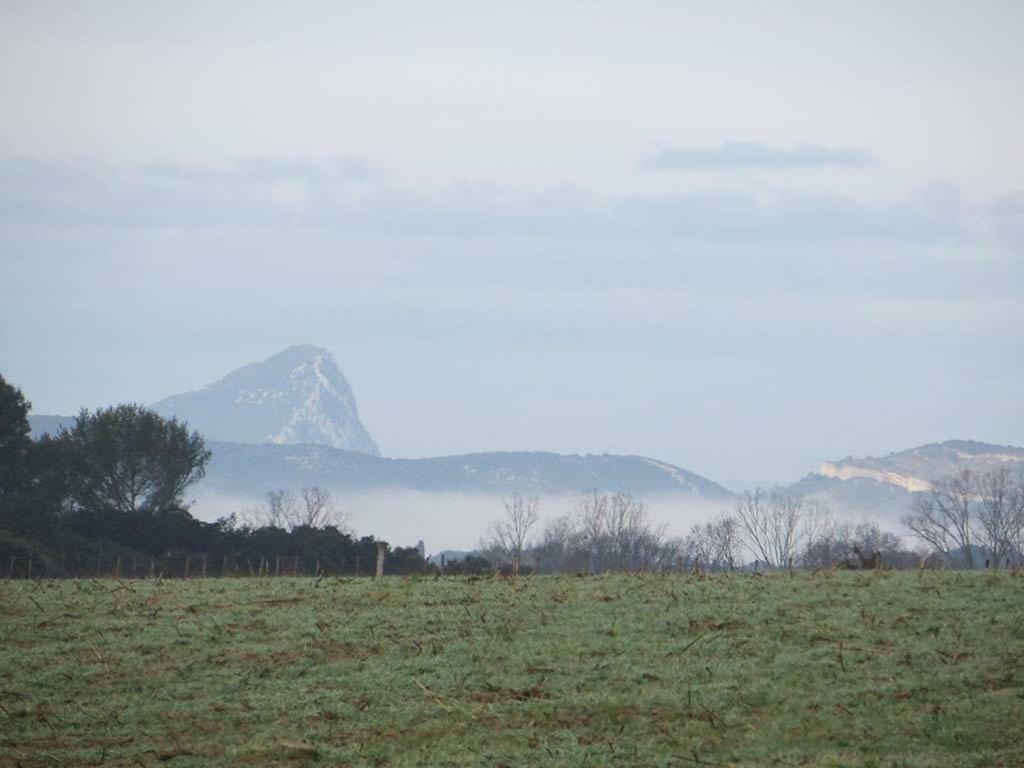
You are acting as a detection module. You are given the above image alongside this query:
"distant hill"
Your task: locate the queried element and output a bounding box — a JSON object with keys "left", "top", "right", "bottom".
{"left": 26, "top": 416, "right": 732, "bottom": 497}
{"left": 198, "top": 441, "right": 735, "bottom": 497}
{"left": 784, "top": 439, "right": 1024, "bottom": 521}
{"left": 819, "top": 440, "right": 1024, "bottom": 492}
{"left": 150, "top": 345, "right": 380, "bottom": 455}
{"left": 784, "top": 473, "right": 916, "bottom": 521}
{"left": 26, "top": 414, "right": 75, "bottom": 439}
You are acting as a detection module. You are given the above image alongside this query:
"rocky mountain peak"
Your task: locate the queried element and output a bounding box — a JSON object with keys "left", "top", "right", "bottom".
{"left": 150, "top": 345, "right": 380, "bottom": 455}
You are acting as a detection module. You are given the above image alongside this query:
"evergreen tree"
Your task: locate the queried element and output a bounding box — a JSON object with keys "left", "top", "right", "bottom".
{"left": 62, "top": 404, "right": 211, "bottom": 517}
{"left": 0, "top": 373, "right": 33, "bottom": 504}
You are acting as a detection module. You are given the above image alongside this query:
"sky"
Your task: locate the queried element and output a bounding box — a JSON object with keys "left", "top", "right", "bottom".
{"left": 1, "top": 1, "right": 1022, "bottom": 488}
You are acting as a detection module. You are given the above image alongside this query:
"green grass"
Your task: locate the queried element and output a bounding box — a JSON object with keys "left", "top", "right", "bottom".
{"left": 1, "top": 571, "right": 1022, "bottom": 767}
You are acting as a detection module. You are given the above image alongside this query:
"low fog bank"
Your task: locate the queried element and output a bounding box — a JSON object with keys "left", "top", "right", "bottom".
{"left": 799, "top": 493, "right": 913, "bottom": 537}
{"left": 188, "top": 487, "right": 910, "bottom": 554}
{"left": 189, "top": 489, "right": 731, "bottom": 554}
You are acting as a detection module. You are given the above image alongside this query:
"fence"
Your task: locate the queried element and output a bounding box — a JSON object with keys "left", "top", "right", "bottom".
{"left": 1, "top": 551, "right": 383, "bottom": 579}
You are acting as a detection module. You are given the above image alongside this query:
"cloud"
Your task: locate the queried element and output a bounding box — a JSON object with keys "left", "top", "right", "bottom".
{"left": 0, "top": 155, "right": 963, "bottom": 247}
{"left": 138, "top": 156, "right": 378, "bottom": 184}
{"left": 644, "top": 141, "right": 874, "bottom": 171}
{"left": 989, "top": 191, "right": 1024, "bottom": 250}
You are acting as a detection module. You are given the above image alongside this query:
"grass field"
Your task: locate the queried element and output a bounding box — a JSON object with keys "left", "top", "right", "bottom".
{"left": 1, "top": 571, "right": 1022, "bottom": 767}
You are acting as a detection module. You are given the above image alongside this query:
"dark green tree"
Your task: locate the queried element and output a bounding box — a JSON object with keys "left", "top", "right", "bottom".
{"left": 62, "top": 404, "right": 211, "bottom": 517}
{"left": 0, "top": 373, "right": 33, "bottom": 503}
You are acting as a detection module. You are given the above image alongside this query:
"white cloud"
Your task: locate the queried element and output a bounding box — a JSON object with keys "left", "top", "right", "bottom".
{"left": 644, "top": 141, "right": 874, "bottom": 171}
{"left": 0, "top": 155, "right": 973, "bottom": 247}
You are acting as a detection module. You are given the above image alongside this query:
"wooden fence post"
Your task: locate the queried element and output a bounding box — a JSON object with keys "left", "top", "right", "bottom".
{"left": 7, "top": 556, "right": 14, "bottom": 579}
{"left": 115, "top": 555, "right": 122, "bottom": 579}
{"left": 27, "top": 555, "right": 33, "bottom": 579}
{"left": 275, "top": 555, "right": 280, "bottom": 577}
{"left": 375, "top": 542, "right": 386, "bottom": 580}
{"left": 222, "top": 554, "right": 229, "bottom": 577}
{"left": 149, "top": 557, "right": 156, "bottom": 578}
{"left": 184, "top": 555, "right": 191, "bottom": 579}
{"left": 202, "top": 553, "right": 208, "bottom": 579}
{"left": 355, "top": 556, "right": 360, "bottom": 577}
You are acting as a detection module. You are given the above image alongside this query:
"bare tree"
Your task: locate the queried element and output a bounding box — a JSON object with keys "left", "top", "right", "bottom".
{"left": 1017, "top": 480, "right": 1024, "bottom": 563}
{"left": 531, "top": 513, "right": 580, "bottom": 572}
{"left": 574, "top": 489, "right": 609, "bottom": 572}
{"left": 902, "top": 470, "right": 976, "bottom": 568}
{"left": 567, "top": 490, "right": 667, "bottom": 572}
{"left": 685, "top": 514, "right": 739, "bottom": 571}
{"left": 483, "top": 493, "right": 540, "bottom": 575}
{"left": 243, "top": 486, "right": 348, "bottom": 532}
{"left": 297, "top": 486, "right": 348, "bottom": 530}
{"left": 734, "top": 489, "right": 831, "bottom": 569}
{"left": 605, "top": 492, "right": 663, "bottom": 571}
{"left": 802, "top": 525, "right": 848, "bottom": 569}
{"left": 803, "top": 521, "right": 905, "bottom": 569}
{"left": 525, "top": 491, "right": 671, "bottom": 573}
{"left": 848, "top": 521, "right": 904, "bottom": 557}
{"left": 975, "top": 468, "right": 1024, "bottom": 567}
{"left": 264, "top": 489, "right": 300, "bottom": 529}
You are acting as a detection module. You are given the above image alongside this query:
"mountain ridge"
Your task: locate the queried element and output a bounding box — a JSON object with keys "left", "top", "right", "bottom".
{"left": 199, "top": 440, "right": 735, "bottom": 497}
{"left": 25, "top": 416, "right": 732, "bottom": 498}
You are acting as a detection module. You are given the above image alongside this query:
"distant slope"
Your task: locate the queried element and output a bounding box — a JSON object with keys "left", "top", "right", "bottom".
{"left": 150, "top": 345, "right": 380, "bottom": 455}
{"left": 819, "top": 440, "right": 1024, "bottom": 492}
{"left": 784, "top": 439, "right": 1024, "bottom": 522}
{"left": 785, "top": 473, "right": 915, "bottom": 521}
{"left": 27, "top": 414, "right": 75, "bottom": 439}
{"left": 200, "top": 441, "right": 735, "bottom": 497}
{"left": 25, "top": 416, "right": 731, "bottom": 497}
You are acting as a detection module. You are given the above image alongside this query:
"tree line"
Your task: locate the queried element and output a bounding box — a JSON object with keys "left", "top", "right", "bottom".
{"left": 903, "top": 468, "right": 1024, "bottom": 569}
{"left": 480, "top": 490, "right": 916, "bottom": 574}
{"left": 482, "top": 476, "right": 1024, "bottom": 574}
{"left": 0, "top": 374, "right": 434, "bottom": 577}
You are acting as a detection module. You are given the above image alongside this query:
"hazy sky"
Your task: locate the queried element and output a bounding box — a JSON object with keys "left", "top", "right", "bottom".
{"left": 2, "top": 1, "right": 1022, "bottom": 486}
